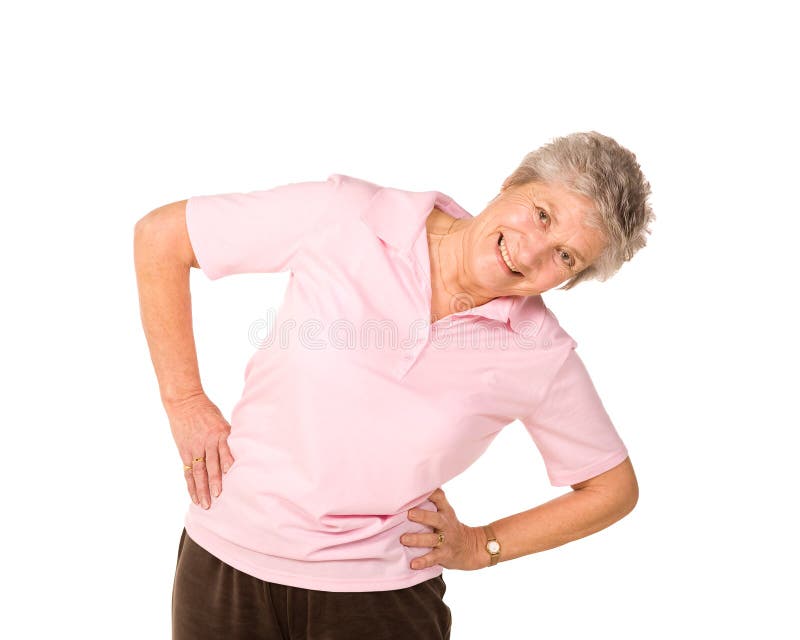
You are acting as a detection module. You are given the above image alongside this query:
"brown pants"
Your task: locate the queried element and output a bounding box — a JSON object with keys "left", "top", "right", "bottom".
{"left": 172, "top": 528, "right": 452, "bottom": 639}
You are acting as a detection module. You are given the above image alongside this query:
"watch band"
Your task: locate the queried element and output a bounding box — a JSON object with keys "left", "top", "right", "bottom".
{"left": 482, "top": 524, "right": 501, "bottom": 567}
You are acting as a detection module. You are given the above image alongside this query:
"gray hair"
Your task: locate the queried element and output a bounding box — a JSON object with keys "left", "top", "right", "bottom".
{"left": 501, "top": 131, "right": 655, "bottom": 290}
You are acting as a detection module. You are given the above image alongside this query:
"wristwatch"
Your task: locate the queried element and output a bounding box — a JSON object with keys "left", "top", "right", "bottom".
{"left": 482, "top": 524, "right": 501, "bottom": 566}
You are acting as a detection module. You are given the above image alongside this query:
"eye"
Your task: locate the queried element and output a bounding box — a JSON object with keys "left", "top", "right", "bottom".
{"left": 558, "top": 249, "right": 576, "bottom": 271}
{"left": 536, "top": 206, "right": 576, "bottom": 270}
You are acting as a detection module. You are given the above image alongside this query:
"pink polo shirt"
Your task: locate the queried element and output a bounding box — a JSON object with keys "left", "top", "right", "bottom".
{"left": 183, "top": 173, "right": 629, "bottom": 592}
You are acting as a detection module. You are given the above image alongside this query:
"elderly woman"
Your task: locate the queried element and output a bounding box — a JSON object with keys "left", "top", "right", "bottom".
{"left": 134, "top": 130, "right": 653, "bottom": 639}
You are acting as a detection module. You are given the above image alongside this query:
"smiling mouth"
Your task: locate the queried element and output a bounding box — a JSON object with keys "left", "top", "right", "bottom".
{"left": 498, "top": 233, "right": 524, "bottom": 276}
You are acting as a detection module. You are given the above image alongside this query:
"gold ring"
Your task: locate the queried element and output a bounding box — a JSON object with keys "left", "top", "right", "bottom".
{"left": 435, "top": 532, "right": 445, "bottom": 547}
{"left": 183, "top": 456, "right": 205, "bottom": 471}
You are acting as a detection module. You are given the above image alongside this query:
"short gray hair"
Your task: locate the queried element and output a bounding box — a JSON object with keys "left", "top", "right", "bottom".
{"left": 501, "top": 131, "right": 655, "bottom": 290}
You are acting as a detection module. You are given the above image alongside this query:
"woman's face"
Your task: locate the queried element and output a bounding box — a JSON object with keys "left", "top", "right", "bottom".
{"left": 459, "top": 180, "right": 608, "bottom": 297}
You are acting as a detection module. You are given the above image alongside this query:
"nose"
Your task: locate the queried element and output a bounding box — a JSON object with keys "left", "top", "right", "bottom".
{"left": 516, "top": 239, "right": 545, "bottom": 273}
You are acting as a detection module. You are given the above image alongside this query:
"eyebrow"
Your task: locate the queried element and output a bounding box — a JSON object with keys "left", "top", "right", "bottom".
{"left": 539, "top": 198, "right": 588, "bottom": 266}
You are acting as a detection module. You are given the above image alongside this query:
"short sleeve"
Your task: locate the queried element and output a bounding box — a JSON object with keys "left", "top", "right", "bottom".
{"left": 520, "top": 347, "right": 629, "bottom": 487}
{"left": 185, "top": 176, "right": 339, "bottom": 280}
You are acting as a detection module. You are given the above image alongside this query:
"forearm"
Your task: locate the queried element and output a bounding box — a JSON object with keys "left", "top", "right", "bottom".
{"left": 134, "top": 211, "right": 205, "bottom": 410}
{"left": 479, "top": 487, "right": 636, "bottom": 566}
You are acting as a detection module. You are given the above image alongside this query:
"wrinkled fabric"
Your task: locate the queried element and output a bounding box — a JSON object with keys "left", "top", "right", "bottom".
{"left": 173, "top": 528, "right": 451, "bottom": 640}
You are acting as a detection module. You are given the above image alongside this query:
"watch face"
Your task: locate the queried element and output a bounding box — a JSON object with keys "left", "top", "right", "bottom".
{"left": 487, "top": 540, "right": 501, "bottom": 554}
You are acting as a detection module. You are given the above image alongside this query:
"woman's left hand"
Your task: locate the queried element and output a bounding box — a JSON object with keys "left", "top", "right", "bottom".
{"left": 401, "top": 487, "right": 488, "bottom": 571}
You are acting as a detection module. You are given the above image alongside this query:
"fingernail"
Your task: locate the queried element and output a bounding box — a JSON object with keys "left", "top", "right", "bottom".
{"left": 202, "top": 498, "right": 209, "bottom": 509}
{"left": 223, "top": 463, "right": 230, "bottom": 473}
{"left": 212, "top": 486, "right": 220, "bottom": 498}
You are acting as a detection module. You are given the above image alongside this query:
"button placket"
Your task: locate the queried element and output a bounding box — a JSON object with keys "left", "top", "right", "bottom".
{"left": 395, "top": 329, "right": 429, "bottom": 378}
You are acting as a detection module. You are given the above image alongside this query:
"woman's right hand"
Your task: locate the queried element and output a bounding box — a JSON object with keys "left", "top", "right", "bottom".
{"left": 165, "top": 393, "right": 236, "bottom": 509}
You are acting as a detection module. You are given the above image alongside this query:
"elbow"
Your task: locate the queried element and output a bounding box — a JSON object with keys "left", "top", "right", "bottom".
{"left": 133, "top": 201, "right": 193, "bottom": 268}
{"left": 133, "top": 213, "right": 158, "bottom": 267}
{"left": 606, "top": 459, "right": 639, "bottom": 517}
{"left": 619, "top": 471, "right": 639, "bottom": 516}
{"left": 615, "top": 455, "right": 639, "bottom": 515}
{"left": 133, "top": 209, "right": 158, "bottom": 244}
{"left": 133, "top": 215, "right": 149, "bottom": 263}
{"left": 625, "top": 481, "right": 639, "bottom": 515}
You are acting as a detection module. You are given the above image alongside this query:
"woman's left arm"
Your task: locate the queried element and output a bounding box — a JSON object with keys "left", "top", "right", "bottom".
{"left": 403, "top": 457, "right": 638, "bottom": 571}
{"left": 477, "top": 455, "right": 638, "bottom": 565}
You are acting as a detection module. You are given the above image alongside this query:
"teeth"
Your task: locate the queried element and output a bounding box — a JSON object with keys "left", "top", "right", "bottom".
{"left": 499, "top": 236, "right": 521, "bottom": 273}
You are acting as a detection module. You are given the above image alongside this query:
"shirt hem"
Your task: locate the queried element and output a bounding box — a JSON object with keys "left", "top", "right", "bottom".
{"left": 183, "top": 516, "right": 444, "bottom": 592}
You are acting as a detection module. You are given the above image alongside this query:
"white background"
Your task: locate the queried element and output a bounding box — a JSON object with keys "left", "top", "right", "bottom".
{"left": 3, "top": 1, "right": 798, "bottom": 638}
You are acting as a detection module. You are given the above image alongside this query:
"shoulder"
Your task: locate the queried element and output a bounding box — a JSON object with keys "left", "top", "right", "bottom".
{"left": 541, "top": 300, "right": 578, "bottom": 352}
{"left": 513, "top": 294, "right": 578, "bottom": 352}
{"left": 325, "top": 173, "right": 385, "bottom": 203}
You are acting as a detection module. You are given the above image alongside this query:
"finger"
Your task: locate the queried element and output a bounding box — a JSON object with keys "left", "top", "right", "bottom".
{"left": 217, "top": 434, "right": 235, "bottom": 474}
{"left": 182, "top": 462, "right": 199, "bottom": 505}
{"left": 401, "top": 532, "right": 444, "bottom": 549}
{"left": 205, "top": 439, "right": 222, "bottom": 500}
{"left": 180, "top": 449, "right": 200, "bottom": 505}
{"left": 426, "top": 488, "right": 450, "bottom": 513}
{"left": 410, "top": 551, "right": 439, "bottom": 570}
{"left": 192, "top": 453, "right": 211, "bottom": 509}
{"left": 408, "top": 508, "right": 446, "bottom": 530}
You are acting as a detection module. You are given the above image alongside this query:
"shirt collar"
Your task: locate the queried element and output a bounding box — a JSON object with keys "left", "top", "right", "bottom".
{"left": 357, "top": 179, "right": 545, "bottom": 335}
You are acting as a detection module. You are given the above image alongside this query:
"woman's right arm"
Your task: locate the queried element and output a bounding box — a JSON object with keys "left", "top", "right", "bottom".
{"left": 133, "top": 200, "right": 235, "bottom": 510}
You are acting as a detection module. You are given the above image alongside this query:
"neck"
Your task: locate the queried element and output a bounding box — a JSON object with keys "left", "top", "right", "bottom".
{"left": 426, "top": 208, "right": 490, "bottom": 322}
